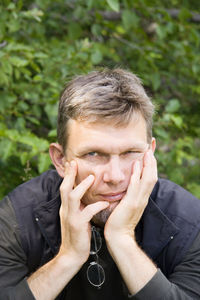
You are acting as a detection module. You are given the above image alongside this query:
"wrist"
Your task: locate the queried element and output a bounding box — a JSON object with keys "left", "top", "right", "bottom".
{"left": 105, "top": 228, "right": 136, "bottom": 246}
{"left": 104, "top": 233, "right": 157, "bottom": 296}
{"left": 27, "top": 248, "right": 86, "bottom": 299}
{"left": 56, "top": 249, "right": 86, "bottom": 272}
{"left": 105, "top": 231, "right": 138, "bottom": 257}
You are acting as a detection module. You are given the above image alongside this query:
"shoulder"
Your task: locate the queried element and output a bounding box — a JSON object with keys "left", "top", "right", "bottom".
{"left": 149, "top": 179, "right": 200, "bottom": 274}
{"left": 2, "top": 170, "right": 63, "bottom": 269}
{"left": 8, "top": 169, "right": 62, "bottom": 208}
{"left": 0, "top": 196, "right": 18, "bottom": 232}
{"left": 152, "top": 178, "right": 200, "bottom": 223}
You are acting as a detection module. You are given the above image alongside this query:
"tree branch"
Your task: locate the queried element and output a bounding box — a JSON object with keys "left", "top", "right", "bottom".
{"left": 98, "top": 9, "right": 200, "bottom": 23}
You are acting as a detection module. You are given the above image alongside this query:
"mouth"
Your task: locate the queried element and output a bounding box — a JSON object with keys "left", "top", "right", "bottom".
{"left": 98, "top": 191, "right": 126, "bottom": 202}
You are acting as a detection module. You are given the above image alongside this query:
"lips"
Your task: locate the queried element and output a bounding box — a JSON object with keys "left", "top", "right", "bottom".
{"left": 98, "top": 191, "right": 126, "bottom": 202}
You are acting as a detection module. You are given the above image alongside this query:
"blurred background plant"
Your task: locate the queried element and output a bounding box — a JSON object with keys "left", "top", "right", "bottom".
{"left": 0, "top": 0, "right": 200, "bottom": 198}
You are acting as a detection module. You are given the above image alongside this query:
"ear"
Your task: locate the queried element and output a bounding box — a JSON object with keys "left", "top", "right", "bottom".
{"left": 150, "top": 137, "right": 156, "bottom": 153}
{"left": 49, "top": 143, "right": 66, "bottom": 178}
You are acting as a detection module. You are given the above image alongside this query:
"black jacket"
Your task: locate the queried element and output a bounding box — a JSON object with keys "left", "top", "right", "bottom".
{"left": 1, "top": 170, "right": 200, "bottom": 299}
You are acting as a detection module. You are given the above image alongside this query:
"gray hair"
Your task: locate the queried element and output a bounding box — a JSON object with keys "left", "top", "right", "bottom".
{"left": 58, "top": 68, "right": 154, "bottom": 150}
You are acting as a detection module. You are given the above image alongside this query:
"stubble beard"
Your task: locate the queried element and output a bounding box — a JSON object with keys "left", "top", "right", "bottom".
{"left": 92, "top": 202, "right": 119, "bottom": 227}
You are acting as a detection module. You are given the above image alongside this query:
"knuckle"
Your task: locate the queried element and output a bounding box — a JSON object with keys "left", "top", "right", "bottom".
{"left": 84, "top": 205, "right": 93, "bottom": 215}
{"left": 60, "top": 182, "right": 68, "bottom": 195}
{"left": 60, "top": 184, "right": 64, "bottom": 194}
{"left": 68, "top": 191, "right": 74, "bottom": 201}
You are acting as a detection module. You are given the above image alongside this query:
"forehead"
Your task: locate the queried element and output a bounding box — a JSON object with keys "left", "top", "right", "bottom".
{"left": 66, "top": 114, "right": 148, "bottom": 154}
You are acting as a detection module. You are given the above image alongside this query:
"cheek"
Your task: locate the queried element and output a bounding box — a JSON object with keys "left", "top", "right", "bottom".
{"left": 75, "top": 160, "right": 103, "bottom": 185}
{"left": 75, "top": 160, "right": 89, "bottom": 185}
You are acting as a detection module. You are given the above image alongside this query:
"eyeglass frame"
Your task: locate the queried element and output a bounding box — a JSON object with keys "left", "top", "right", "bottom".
{"left": 86, "top": 226, "right": 106, "bottom": 289}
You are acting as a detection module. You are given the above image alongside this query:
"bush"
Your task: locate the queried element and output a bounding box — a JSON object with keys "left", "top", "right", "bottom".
{"left": 0, "top": 0, "right": 200, "bottom": 198}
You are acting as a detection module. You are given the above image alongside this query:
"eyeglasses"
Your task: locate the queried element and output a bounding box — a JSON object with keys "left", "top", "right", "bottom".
{"left": 87, "top": 226, "right": 105, "bottom": 289}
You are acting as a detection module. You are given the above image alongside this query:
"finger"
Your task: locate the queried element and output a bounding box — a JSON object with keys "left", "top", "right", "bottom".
{"left": 60, "top": 160, "right": 77, "bottom": 203}
{"left": 125, "top": 160, "right": 141, "bottom": 196}
{"left": 142, "top": 149, "right": 157, "bottom": 176}
{"left": 119, "top": 160, "right": 141, "bottom": 208}
{"left": 140, "top": 150, "right": 157, "bottom": 193}
{"left": 68, "top": 175, "right": 95, "bottom": 212}
{"left": 81, "top": 201, "right": 109, "bottom": 222}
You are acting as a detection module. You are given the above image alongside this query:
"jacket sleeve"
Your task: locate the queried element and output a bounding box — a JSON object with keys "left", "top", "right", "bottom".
{"left": 0, "top": 196, "right": 35, "bottom": 300}
{"left": 129, "top": 231, "right": 200, "bottom": 300}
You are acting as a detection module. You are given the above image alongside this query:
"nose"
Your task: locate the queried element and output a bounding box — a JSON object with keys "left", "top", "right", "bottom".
{"left": 103, "top": 156, "right": 125, "bottom": 184}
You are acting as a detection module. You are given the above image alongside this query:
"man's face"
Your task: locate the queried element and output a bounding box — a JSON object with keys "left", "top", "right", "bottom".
{"left": 65, "top": 114, "right": 153, "bottom": 225}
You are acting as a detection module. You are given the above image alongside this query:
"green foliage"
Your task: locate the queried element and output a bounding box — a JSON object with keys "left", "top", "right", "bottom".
{"left": 0, "top": 0, "right": 200, "bottom": 198}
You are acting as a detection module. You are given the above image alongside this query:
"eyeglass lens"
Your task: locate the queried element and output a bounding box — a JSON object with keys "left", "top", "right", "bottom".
{"left": 87, "top": 262, "right": 105, "bottom": 287}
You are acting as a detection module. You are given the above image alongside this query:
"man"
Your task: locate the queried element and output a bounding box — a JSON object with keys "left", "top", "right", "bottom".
{"left": 0, "top": 69, "right": 200, "bottom": 300}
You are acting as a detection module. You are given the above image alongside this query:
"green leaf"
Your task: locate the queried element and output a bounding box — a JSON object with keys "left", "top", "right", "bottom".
{"left": 187, "top": 183, "right": 200, "bottom": 198}
{"left": 0, "top": 70, "right": 9, "bottom": 85}
{"left": 170, "top": 115, "right": 183, "bottom": 129}
{"left": 154, "top": 128, "right": 169, "bottom": 140}
{"left": 7, "top": 19, "right": 20, "bottom": 33}
{"left": 0, "top": 139, "right": 13, "bottom": 161}
{"left": 15, "top": 117, "right": 26, "bottom": 130}
{"left": 20, "top": 152, "right": 29, "bottom": 165}
{"left": 91, "top": 24, "right": 102, "bottom": 36}
{"left": 20, "top": 8, "right": 44, "bottom": 22}
{"left": 68, "top": 23, "right": 82, "bottom": 40}
{"left": 156, "top": 25, "right": 166, "bottom": 40}
{"left": 10, "top": 56, "right": 28, "bottom": 67}
{"left": 48, "top": 129, "right": 57, "bottom": 137}
{"left": 34, "top": 52, "right": 48, "bottom": 59}
{"left": 7, "top": 3, "right": 16, "bottom": 10}
{"left": 33, "top": 75, "right": 43, "bottom": 82}
{"left": 91, "top": 49, "right": 103, "bottom": 65}
{"left": 38, "top": 153, "right": 51, "bottom": 173}
{"left": 26, "top": 116, "right": 40, "bottom": 125}
{"left": 0, "top": 92, "right": 17, "bottom": 112}
{"left": 1, "top": 60, "right": 13, "bottom": 75}
{"left": 44, "top": 103, "right": 58, "bottom": 127}
{"left": 150, "top": 73, "right": 161, "bottom": 91}
{"left": 17, "top": 101, "right": 29, "bottom": 111}
{"left": 178, "top": 8, "right": 191, "bottom": 22}
{"left": 106, "top": 0, "right": 120, "bottom": 12}
{"left": 122, "top": 10, "right": 139, "bottom": 30}
{"left": 165, "top": 99, "right": 180, "bottom": 113}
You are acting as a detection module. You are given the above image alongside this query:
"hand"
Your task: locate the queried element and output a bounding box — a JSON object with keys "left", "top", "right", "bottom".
{"left": 104, "top": 149, "right": 157, "bottom": 242}
{"left": 58, "top": 161, "right": 109, "bottom": 264}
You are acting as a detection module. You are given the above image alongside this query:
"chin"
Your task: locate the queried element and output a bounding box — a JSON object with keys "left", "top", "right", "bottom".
{"left": 92, "top": 202, "right": 119, "bottom": 227}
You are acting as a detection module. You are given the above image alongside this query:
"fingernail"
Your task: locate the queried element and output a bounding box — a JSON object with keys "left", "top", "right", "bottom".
{"left": 88, "top": 174, "right": 94, "bottom": 181}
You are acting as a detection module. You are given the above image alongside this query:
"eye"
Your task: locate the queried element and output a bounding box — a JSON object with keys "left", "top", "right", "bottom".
{"left": 121, "top": 150, "right": 143, "bottom": 159}
{"left": 87, "top": 152, "right": 98, "bottom": 157}
{"left": 123, "top": 151, "right": 141, "bottom": 155}
{"left": 82, "top": 151, "right": 108, "bottom": 164}
{"left": 82, "top": 152, "right": 101, "bottom": 159}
